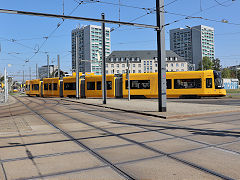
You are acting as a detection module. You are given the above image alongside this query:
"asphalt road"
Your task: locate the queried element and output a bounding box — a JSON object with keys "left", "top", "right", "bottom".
{"left": 0, "top": 96, "right": 240, "bottom": 179}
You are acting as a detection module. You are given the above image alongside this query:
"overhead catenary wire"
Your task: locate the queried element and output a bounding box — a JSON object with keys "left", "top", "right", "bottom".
{"left": 163, "top": 0, "right": 236, "bottom": 26}
{"left": 25, "top": 0, "right": 85, "bottom": 62}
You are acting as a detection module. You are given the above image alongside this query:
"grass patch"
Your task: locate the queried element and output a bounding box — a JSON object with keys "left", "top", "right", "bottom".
{"left": 226, "top": 89, "right": 240, "bottom": 94}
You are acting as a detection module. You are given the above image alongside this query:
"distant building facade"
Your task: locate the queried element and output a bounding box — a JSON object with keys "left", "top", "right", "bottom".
{"left": 106, "top": 50, "right": 189, "bottom": 74}
{"left": 71, "top": 25, "right": 111, "bottom": 75}
{"left": 38, "top": 65, "right": 58, "bottom": 79}
{"left": 170, "top": 25, "right": 214, "bottom": 69}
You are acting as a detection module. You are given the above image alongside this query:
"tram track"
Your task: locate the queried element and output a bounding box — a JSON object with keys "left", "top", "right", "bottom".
{"left": 22, "top": 96, "right": 235, "bottom": 180}
{"left": 14, "top": 96, "right": 136, "bottom": 180}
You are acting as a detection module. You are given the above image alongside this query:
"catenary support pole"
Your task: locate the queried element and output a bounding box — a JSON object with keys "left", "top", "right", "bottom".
{"left": 58, "top": 55, "right": 60, "bottom": 78}
{"left": 36, "top": 64, "right": 38, "bottom": 79}
{"left": 4, "top": 67, "right": 7, "bottom": 103}
{"left": 23, "top": 70, "right": 24, "bottom": 84}
{"left": 76, "top": 36, "right": 80, "bottom": 99}
{"left": 156, "top": 0, "right": 167, "bottom": 112}
{"left": 127, "top": 59, "right": 130, "bottom": 101}
{"left": 47, "top": 55, "right": 50, "bottom": 78}
{"left": 102, "top": 13, "right": 106, "bottom": 104}
{"left": 29, "top": 67, "right": 31, "bottom": 80}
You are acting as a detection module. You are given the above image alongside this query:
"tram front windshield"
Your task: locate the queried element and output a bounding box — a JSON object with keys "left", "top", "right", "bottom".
{"left": 213, "top": 71, "right": 224, "bottom": 89}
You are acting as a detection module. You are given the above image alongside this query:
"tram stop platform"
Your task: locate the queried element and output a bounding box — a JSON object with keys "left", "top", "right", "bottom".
{"left": 63, "top": 98, "right": 240, "bottom": 119}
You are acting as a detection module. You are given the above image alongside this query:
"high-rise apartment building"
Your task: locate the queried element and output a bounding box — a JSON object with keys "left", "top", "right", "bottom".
{"left": 71, "top": 25, "right": 111, "bottom": 75}
{"left": 170, "top": 25, "right": 214, "bottom": 69}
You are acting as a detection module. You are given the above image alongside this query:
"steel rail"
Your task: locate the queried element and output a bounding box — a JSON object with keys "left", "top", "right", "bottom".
{"left": 59, "top": 98, "right": 240, "bottom": 157}
{"left": 29, "top": 97, "right": 234, "bottom": 180}
{"left": 14, "top": 97, "right": 136, "bottom": 180}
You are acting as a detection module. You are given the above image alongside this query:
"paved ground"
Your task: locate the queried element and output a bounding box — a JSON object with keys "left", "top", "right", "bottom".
{"left": 168, "top": 98, "right": 240, "bottom": 106}
{"left": 67, "top": 97, "right": 240, "bottom": 119}
{"left": 0, "top": 95, "right": 240, "bottom": 179}
{"left": 0, "top": 92, "right": 4, "bottom": 103}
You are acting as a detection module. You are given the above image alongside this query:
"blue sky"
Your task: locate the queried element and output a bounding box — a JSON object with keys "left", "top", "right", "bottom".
{"left": 0, "top": 0, "right": 240, "bottom": 81}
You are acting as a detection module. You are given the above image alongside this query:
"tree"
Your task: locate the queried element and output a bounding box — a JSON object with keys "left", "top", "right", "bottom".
{"left": 198, "top": 57, "right": 213, "bottom": 70}
{"left": 0, "top": 76, "right": 4, "bottom": 82}
{"left": 212, "top": 58, "right": 221, "bottom": 71}
{"left": 221, "top": 68, "right": 231, "bottom": 78}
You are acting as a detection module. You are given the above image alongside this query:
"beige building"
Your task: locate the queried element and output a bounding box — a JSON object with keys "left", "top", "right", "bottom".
{"left": 106, "top": 50, "right": 189, "bottom": 74}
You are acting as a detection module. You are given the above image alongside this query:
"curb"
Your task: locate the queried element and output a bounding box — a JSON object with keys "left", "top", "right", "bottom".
{"left": 61, "top": 98, "right": 240, "bottom": 120}
{"left": 61, "top": 98, "right": 167, "bottom": 119}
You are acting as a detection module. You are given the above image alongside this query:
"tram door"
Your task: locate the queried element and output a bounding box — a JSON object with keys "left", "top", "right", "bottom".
{"left": 115, "top": 77, "right": 123, "bottom": 98}
{"left": 40, "top": 82, "right": 43, "bottom": 97}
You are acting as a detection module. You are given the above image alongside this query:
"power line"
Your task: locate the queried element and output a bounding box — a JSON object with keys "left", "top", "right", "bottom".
{"left": 25, "top": 0, "right": 85, "bottom": 62}
{"left": 76, "top": 0, "right": 154, "bottom": 11}
{"left": 163, "top": 0, "right": 235, "bottom": 26}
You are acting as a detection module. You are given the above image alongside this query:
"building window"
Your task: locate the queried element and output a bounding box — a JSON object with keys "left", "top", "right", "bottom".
{"left": 147, "top": 61, "right": 149, "bottom": 65}
{"left": 116, "top": 58, "right": 119, "bottom": 62}
{"left": 117, "top": 70, "right": 119, "bottom": 74}
{"left": 117, "top": 64, "right": 119, "bottom": 68}
{"left": 136, "top": 57, "right": 140, "bottom": 61}
{"left": 166, "top": 64, "right": 168, "bottom": 67}
{"left": 176, "top": 63, "right": 179, "bottom": 67}
{"left": 106, "top": 70, "right": 108, "bottom": 74}
{"left": 110, "top": 58, "right": 114, "bottom": 62}
{"left": 131, "top": 57, "right": 135, "bottom": 61}
{"left": 138, "top": 70, "right": 141, "bottom": 73}
{"left": 171, "top": 63, "right": 173, "bottom": 67}
{"left": 155, "top": 64, "right": 158, "bottom": 67}
{"left": 122, "top": 70, "right": 125, "bottom": 74}
{"left": 155, "top": 70, "right": 158, "bottom": 72}
{"left": 150, "top": 61, "right": 152, "bottom": 65}
{"left": 133, "top": 64, "right": 135, "bottom": 68}
{"left": 181, "top": 63, "right": 184, "bottom": 67}
{"left": 122, "top": 64, "right": 125, "bottom": 68}
{"left": 106, "top": 64, "right": 108, "bottom": 68}
{"left": 121, "top": 57, "right": 124, "bottom": 62}
{"left": 133, "top": 70, "right": 135, "bottom": 73}
{"left": 144, "top": 61, "right": 146, "bottom": 65}
{"left": 111, "top": 64, "right": 114, "bottom": 68}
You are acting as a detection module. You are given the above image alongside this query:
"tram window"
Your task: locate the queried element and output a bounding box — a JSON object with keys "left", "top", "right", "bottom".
{"left": 26, "top": 85, "right": 30, "bottom": 91}
{"left": 107, "top": 81, "right": 112, "bottom": 90}
{"left": 32, "top": 85, "right": 34, "bottom": 90}
{"left": 206, "top": 78, "right": 212, "bottom": 88}
{"left": 166, "top": 79, "right": 172, "bottom": 89}
{"left": 97, "top": 81, "right": 101, "bottom": 90}
{"left": 44, "top": 84, "right": 48, "bottom": 90}
{"left": 174, "top": 79, "right": 201, "bottom": 89}
{"left": 53, "top": 83, "right": 58, "bottom": 90}
{"left": 87, "top": 82, "right": 95, "bottom": 90}
{"left": 33, "top": 84, "right": 39, "bottom": 90}
{"left": 126, "top": 80, "right": 150, "bottom": 89}
{"left": 64, "top": 83, "right": 76, "bottom": 90}
{"left": 49, "top": 83, "right": 52, "bottom": 90}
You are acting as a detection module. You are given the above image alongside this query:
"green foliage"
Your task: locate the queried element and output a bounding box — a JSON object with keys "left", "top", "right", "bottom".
{"left": 221, "top": 68, "right": 240, "bottom": 82}
{"left": 198, "top": 57, "right": 213, "bottom": 70}
{"left": 212, "top": 58, "right": 221, "bottom": 71}
{"left": 221, "top": 68, "right": 231, "bottom": 78}
{"left": 0, "top": 76, "right": 4, "bottom": 82}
